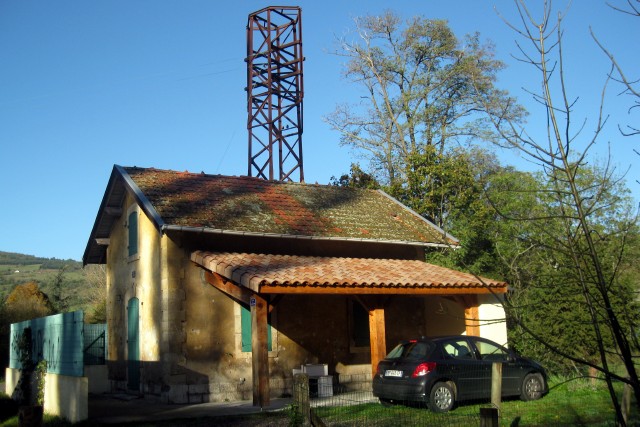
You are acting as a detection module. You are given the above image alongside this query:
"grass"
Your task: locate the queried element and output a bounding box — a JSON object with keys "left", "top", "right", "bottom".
{"left": 310, "top": 376, "right": 638, "bottom": 427}
{"left": 0, "top": 378, "right": 636, "bottom": 426}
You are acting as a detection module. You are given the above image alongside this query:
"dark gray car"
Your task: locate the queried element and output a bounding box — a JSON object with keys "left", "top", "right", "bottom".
{"left": 372, "top": 335, "right": 547, "bottom": 412}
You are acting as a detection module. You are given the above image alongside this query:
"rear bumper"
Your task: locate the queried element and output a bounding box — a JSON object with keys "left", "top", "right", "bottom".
{"left": 372, "top": 376, "right": 428, "bottom": 402}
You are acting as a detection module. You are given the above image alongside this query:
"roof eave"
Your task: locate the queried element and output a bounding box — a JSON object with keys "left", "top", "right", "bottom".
{"left": 162, "top": 224, "right": 456, "bottom": 249}
{"left": 376, "top": 189, "right": 459, "bottom": 245}
{"left": 83, "top": 165, "right": 166, "bottom": 265}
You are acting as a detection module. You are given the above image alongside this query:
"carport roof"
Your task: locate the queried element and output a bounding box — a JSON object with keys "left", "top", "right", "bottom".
{"left": 191, "top": 251, "right": 508, "bottom": 295}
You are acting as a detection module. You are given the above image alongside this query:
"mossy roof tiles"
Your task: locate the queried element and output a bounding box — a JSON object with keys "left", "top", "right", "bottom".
{"left": 123, "top": 166, "right": 457, "bottom": 246}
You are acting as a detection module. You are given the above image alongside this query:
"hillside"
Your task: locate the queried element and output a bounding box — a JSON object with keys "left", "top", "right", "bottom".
{"left": 0, "top": 251, "right": 81, "bottom": 269}
{"left": 0, "top": 251, "right": 89, "bottom": 311}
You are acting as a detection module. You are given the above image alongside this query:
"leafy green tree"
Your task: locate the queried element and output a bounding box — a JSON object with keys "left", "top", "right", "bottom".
{"left": 478, "top": 2, "right": 640, "bottom": 418}
{"left": 484, "top": 166, "right": 640, "bottom": 377}
{"left": 49, "top": 267, "right": 70, "bottom": 313}
{"left": 325, "top": 11, "right": 526, "bottom": 185}
{"left": 3, "top": 282, "right": 53, "bottom": 323}
{"left": 330, "top": 163, "right": 380, "bottom": 189}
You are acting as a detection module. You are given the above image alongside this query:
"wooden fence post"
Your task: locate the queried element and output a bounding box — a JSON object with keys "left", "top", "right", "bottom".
{"left": 491, "top": 362, "right": 502, "bottom": 409}
{"left": 480, "top": 407, "right": 499, "bottom": 427}
{"left": 293, "top": 373, "right": 311, "bottom": 426}
{"left": 621, "top": 380, "right": 631, "bottom": 425}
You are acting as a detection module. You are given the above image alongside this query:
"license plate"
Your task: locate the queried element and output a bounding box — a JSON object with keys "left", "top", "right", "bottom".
{"left": 385, "top": 369, "right": 403, "bottom": 377}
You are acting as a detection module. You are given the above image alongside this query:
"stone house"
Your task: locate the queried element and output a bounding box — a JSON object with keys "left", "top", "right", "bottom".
{"left": 83, "top": 165, "right": 508, "bottom": 406}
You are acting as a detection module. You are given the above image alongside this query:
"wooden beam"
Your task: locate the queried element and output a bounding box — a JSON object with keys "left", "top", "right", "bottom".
{"left": 368, "top": 307, "right": 386, "bottom": 379}
{"left": 251, "top": 294, "right": 270, "bottom": 407}
{"left": 104, "top": 206, "right": 123, "bottom": 216}
{"left": 204, "top": 271, "right": 253, "bottom": 305}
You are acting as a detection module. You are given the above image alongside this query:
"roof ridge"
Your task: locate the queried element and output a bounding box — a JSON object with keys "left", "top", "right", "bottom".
{"left": 122, "top": 165, "right": 374, "bottom": 191}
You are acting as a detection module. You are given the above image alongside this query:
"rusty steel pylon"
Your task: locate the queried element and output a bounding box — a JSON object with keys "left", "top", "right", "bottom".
{"left": 246, "top": 6, "right": 304, "bottom": 182}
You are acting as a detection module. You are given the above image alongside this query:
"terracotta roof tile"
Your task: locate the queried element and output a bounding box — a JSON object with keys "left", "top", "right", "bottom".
{"left": 191, "top": 251, "right": 507, "bottom": 294}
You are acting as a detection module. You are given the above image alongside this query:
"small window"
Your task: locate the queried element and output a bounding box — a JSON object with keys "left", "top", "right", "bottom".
{"left": 128, "top": 211, "right": 138, "bottom": 258}
{"left": 241, "top": 305, "right": 272, "bottom": 352}
{"left": 475, "top": 340, "right": 509, "bottom": 362}
{"left": 443, "top": 339, "right": 474, "bottom": 360}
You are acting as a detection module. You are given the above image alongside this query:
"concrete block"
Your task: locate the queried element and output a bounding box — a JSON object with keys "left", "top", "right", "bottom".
{"left": 5, "top": 368, "right": 19, "bottom": 396}
{"left": 166, "top": 384, "right": 188, "bottom": 404}
{"left": 169, "top": 374, "right": 186, "bottom": 384}
{"left": 43, "top": 373, "right": 88, "bottom": 423}
{"left": 188, "top": 383, "right": 209, "bottom": 394}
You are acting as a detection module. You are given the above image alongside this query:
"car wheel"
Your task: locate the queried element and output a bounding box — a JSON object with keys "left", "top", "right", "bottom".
{"left": 521, "top": 373, "right": 544, "bottom": 401}
{"left": 428, "top": 382, "right": 455, "bottom": 412}
{"left": 379, "top": 398, "right": 394, "bottom": 407}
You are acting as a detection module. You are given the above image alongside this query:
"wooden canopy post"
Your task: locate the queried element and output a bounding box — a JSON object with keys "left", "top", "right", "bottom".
{"left": 369, "top": 307, "right": 386, "bottom": 379}
{"left": 465, "top": 305, "right": 480, "bottom": 336}
{"left": 202, "top": 271, "right": 271, "bottom": 407}
{"left": 251, "top": 294, "right": 270, "bottom": 407}
{"left": 463, "top": 295, "right": 480, "bottom": 337}
{"left": 448, "top": 295, "right": 481, "bottom": 337}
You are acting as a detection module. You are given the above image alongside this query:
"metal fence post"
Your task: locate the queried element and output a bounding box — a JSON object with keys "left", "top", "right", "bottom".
{"left": 294, "top": 373, "right": 311, "bottom": 426}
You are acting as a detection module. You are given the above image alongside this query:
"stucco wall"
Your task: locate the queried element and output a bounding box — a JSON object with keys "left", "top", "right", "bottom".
{"left": 104, "top": 195, "right": 508, "bottom": 404}
{"left": 477, "top": 294, "right": 508, "bottom": 346}
{"left": 106, "top": 194, "right": 169, "bottom": 393}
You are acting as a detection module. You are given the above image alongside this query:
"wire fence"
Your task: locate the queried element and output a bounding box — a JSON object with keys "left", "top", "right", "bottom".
{"left": 291, "top": 374, "right": 638, "bottom": 426}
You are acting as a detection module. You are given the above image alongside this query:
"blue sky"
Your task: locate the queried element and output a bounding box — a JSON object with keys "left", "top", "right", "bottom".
{"left": 1, "top": 1, "right": 638, "bottom": 261}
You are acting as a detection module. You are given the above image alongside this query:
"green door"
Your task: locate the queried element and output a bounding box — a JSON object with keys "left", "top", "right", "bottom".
{"left": 127, "top": 297, "right": 140, "bottom": 391}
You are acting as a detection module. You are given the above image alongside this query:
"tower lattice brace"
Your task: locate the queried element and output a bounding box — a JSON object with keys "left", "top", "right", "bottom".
{"left": 246, "top": 6, "right": 304, "bottom": 182}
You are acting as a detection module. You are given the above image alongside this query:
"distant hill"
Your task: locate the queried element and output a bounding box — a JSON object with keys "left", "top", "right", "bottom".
{"left": 0, "top": 251, "right": 87, "bottom": 310}
{"left": 0, "top": 251, "right": 81, "bottom": 270}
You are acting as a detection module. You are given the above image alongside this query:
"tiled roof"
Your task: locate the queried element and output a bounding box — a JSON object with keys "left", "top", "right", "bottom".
{"left": 123, "top": 166, "right": 457, "bottom": 246}
{"left": 191, "top": 251, "right": 507, "bottom": 294}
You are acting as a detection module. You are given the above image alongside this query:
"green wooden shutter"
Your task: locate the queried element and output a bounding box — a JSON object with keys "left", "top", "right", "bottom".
{"left": 128, "top": 211, "right": 138, "bottom": 257}
{"left": 241, "top": 305, "right": 272, "bottom": 352}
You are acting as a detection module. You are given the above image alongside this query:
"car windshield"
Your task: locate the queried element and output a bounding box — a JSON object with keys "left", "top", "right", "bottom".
{"left": 386, "top": 341, "right": 434, "bottom": 360}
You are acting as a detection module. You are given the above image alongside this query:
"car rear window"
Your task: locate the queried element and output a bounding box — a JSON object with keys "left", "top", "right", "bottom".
{"left": 386, "top": 341, "right": 434, "bottom": 360}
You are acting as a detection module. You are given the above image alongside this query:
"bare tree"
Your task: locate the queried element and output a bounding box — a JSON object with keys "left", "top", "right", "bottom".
{"left": 479, "top": 1, "right": 640, "bottom": 422}
{"left": 83, "top": 264, "right": 106, "bottom": 323}
{"left": 325, "top": 11, "right": 526, "bottom": 185}
{"left": 592, "top": 0, "right": 640, "bottom": 137}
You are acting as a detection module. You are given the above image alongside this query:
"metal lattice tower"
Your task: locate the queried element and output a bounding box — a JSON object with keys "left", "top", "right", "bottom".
{"left": 246, "top": 6, "right": 304, "bottom": 182}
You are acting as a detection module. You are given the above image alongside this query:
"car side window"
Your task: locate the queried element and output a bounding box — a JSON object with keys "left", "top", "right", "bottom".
{"left": 475, "top": 340, "right": 509, "bottom": 361}
{"left": 442, "top": 340, "right": 474, "bottom": 360}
